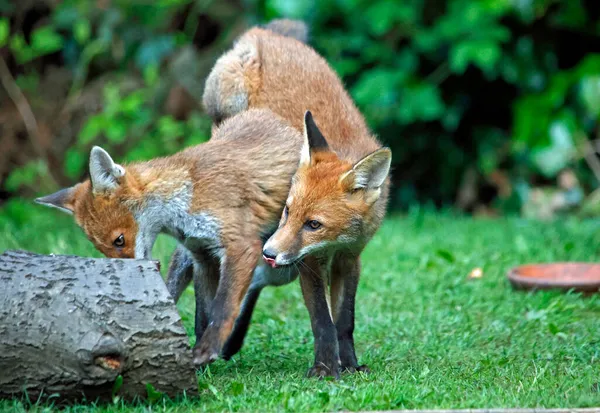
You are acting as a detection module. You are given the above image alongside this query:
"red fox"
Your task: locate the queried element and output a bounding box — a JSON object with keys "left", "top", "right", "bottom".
{"left": 197, "top": 19, "right": 392, "bottom": 378}
{"left": 36, "top": 108, "right": 304, "bottom": 365}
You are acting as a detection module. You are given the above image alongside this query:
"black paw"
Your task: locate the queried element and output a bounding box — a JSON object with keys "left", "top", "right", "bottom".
{"left": 192, "top": 342, "right": 219, "bottom": 368}
{"left": 220, "top": 339, "right": 243, "bottom": 361}
{"left": 306, "top": 363, "right": 340, "bottom": 380}
{"left": 342, "top": 364, "right": 370, "bottom": 374}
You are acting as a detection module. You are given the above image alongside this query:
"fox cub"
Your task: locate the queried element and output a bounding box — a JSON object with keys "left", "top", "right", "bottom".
{"left": 184, "top": 19, "right": 392, "bottom": 378}
{"left": 36, "top": 108, "right": 304, "bottom": 365}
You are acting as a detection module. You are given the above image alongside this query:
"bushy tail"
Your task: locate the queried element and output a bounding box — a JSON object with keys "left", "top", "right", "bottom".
{"left": 264, "top": 19, "right": 309, "bottom": 44}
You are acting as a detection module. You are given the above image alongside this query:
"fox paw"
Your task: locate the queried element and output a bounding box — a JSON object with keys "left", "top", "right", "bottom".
{"left": 192, "top": 344, "right": 219, "bottom": 368}
{"left": 342, "top": 364, "right": 370, "bottom": 374}
{"left": 306, "top": 364, "right": 340, "bottom": 380}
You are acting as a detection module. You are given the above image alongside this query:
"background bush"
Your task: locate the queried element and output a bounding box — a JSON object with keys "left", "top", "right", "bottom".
{"left": 1, "top": 0, "right": 600, "bottom": 216}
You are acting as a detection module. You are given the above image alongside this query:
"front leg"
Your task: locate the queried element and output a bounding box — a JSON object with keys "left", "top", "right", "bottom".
{"left": 299, "top": 256, "right": 340, "bottom": 379}
{"left": 222, "top": 263, "right": 299, "bottom": 359}
{"left": 331, "top": 254, "right": 368, "bottom": 373}
{"left": 221, "top": 286, "right": 262, "bottom": 360}
{"left": 192, "top": 238, "right": 261, "bottom": 366}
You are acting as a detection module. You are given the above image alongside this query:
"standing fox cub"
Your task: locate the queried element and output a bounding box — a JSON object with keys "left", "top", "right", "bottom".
{"left": 194, "top": 19, "right": 392, "bottom": 377}
{"left": 36, "top": 108, "right": 304, "bottom": 365}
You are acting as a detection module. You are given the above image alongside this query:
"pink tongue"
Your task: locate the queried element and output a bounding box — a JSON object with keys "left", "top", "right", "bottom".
{"left": 263, "top": 256, "right": 277, "bottom": 268}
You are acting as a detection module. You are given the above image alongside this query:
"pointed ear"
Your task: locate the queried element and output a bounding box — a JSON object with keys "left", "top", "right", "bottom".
{"left": 35, "top": 186, "right": 77, "bottom": 215}
{"left": 89, "top": 146, "right": 125, "bottom": 193}
{"left": 300, "top": 110, "right": 330, "bottom": 166}
{"left": 340, "top": 147, "right": 392, "bottom": 191}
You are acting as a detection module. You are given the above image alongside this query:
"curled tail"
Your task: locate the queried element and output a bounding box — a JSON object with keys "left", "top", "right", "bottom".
{"left": 264, "top": 19, "right": 309, "bottom": 44}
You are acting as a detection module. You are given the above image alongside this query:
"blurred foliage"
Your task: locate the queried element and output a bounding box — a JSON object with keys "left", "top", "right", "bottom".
{"left": 2, "top": 0, "right": 600, "bottom": 217}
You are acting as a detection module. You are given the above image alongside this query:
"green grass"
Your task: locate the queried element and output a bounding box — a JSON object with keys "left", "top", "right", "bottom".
{"left": 1, "top": 199, "right": 600, "bottom": 412}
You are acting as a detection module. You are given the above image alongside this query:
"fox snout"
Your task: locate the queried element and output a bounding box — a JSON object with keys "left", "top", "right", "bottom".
{"left": 262, "top": 241, "right": 297, "bottom": 268}
{"left": 262, "top": 248, "right": 278, "bottom": 268}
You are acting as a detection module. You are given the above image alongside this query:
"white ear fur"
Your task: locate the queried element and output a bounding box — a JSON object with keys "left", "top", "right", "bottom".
{"left": 299, "top": 129, "right": 311, "bottom": 167}
{"left": 341, "top": 147, "right": 392, "bottom": 191}
{"left": 89, "top": 146, "right": 125, "bottom": 193}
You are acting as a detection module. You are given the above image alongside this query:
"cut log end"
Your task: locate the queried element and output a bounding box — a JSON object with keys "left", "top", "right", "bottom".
{"left": 0, "top": 250, "right": 197, "bottom": 403}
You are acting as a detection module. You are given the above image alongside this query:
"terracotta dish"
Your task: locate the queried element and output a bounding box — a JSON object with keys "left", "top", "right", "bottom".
{"left": 508, "top": 263, "right": 600, "bottom": 292}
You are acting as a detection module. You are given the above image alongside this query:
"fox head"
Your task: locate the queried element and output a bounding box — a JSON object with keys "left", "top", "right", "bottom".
{"left": 36, "top": 147, "right": 139, "bottom": 259}
{"left": 262, "top": 111, "right": 391, "bottom": 268}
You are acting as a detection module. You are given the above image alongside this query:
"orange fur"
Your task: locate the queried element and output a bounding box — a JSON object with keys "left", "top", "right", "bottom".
{"left": 202, "top": 20, "right": 392, "bottom": 377}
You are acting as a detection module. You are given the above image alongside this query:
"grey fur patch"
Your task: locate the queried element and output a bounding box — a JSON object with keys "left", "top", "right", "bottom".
{"left": 250, "top": 263, "right": 298, "bottom": 290}
{"left": 133, "top": 184, "right": 223, "bottom": 259}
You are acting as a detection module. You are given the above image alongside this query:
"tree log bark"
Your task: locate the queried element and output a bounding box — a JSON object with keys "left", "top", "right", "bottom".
{"left": 0, "top": 250, "right": 197, "bottom": 402}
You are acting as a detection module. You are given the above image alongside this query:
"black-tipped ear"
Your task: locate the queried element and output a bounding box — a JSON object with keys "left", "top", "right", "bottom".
{"left": 35, "top": 187, "right": 77, "bottom": 215}
{"left": 304, "top": 111, "right": 329, "bottom": 151}
{"left": 300, "top": 111, "right": 330, "bottom": 166}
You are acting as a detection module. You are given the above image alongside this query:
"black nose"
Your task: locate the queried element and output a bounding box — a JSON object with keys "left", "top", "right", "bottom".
{"left": 262, "top": 248, "right": 277, "bottom": 260}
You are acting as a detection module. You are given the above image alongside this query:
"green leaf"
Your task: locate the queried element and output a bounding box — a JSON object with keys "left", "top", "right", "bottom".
{"left": 5, "top": 161, "right": 46, "bottom": 192}
{"left": 10, "top": 35, "right": 35, "bottom": 64}
{"left": 143, "top": 64, "right": 160, "bottom": 87}
{"left": 317, "top": 391, "right": 330, "bottom": 404}
{"left": 111, "top": 375, "right": 123, "bottom": 401}
{"left": 30, "top": 26, "right": 64, "bottom": 56}
{"left": 365, "top": 1, "right": 415, "bottom": 36}
{"left": 120, "top": 91, "right": 146, "bottom": 115}
{"left": 106, "top": 119, "right": 128, "bottom": 143}
{"left": 0, "top": 17, "right": 9, "bottom": 48}
{"left": 579, "top": 76, "right": 600, "bottom": 117}
{"left": 64, "top": 149, "right": 86, "bottom": 179}
{"left": 548, "top": 323, "right": 559, "bottom": 335}
{"left": 436, "top": 249, "right": 455, "bottom": 263}
{"left": 146, "top": 382, "right": 164, "bottom": 403}
{"left": 230, "top": 381, "right": 245, "bottom": 396}
{"left": 450, "top": 40, "right": 501, "bottom": 76}
{"left": 78, "top": 115, "right": 106, "bottom": 144}
{"left": 74, "top": 19, "right": 91, "bottom": 44}
{"left": 397, "top": 82, "right": 445, "bottom": 124}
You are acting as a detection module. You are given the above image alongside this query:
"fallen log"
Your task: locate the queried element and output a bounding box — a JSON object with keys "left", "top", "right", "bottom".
{"left": 0, "top": 250, "right": 197, "bottom": 402}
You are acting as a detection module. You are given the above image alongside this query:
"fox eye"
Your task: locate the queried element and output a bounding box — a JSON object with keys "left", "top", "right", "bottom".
{"left": 305, "top": 220, "right": 322, "bottom": 231}
{"left": 283, "top": 205, "right": 289, "bottom": 217}
{"left": 113, "top": 234, "right": 125, "bottom": 248}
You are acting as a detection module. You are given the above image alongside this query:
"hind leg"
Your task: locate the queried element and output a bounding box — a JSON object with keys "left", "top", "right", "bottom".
{"left": 165, "top": 245, "right": 194, "bottom": 302}
{"left": 190, "top": 251, "right": 220, "bottom": 347}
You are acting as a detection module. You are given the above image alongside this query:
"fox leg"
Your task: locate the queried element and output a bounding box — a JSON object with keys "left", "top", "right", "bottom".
{"left": 221, "top": 264, "right": 299, "bottom": 359}
{"left": 188, "top": 250, "right": 220, "bottom": 348}
{"left": 165, "top": 245, "right": 194, "bottom": 302}
{"left": 331, "top": 254, "right": 369, "bottom": 373}
{"left": 299, "top": 256, "right": 341, "bottom": 379}
{"left": 192, "top": 238, "right": 261, "bottom": 366}
{"left": 221, "top": 286, "right": 262, "bottom": 360}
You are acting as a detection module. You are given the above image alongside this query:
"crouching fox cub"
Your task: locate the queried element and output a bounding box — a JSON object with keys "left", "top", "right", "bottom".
{"left": 36, "top": 108, "right": 304, "bottom": 365}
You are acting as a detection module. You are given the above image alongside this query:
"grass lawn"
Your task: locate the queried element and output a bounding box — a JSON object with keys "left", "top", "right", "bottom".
{"left": 1, "top": 200, "right": 599, "bottom": 412}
